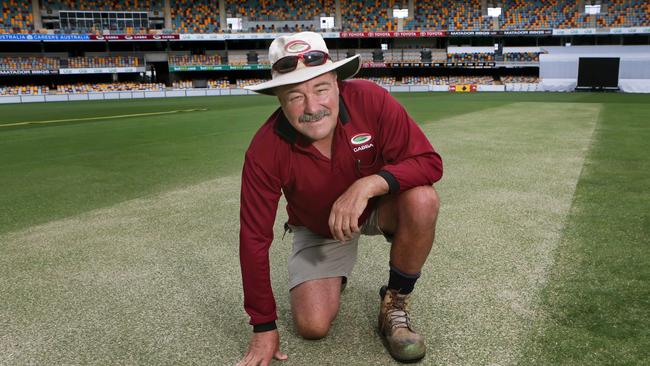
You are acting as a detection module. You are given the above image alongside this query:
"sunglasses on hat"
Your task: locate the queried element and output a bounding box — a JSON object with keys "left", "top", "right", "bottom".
{"left": 272, "top": 51, "right": 330, "bottom": 74}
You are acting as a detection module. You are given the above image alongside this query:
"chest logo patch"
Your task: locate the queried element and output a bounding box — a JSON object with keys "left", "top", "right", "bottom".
{"left": 351, "top": 133, "right": 372, "bottom": 145}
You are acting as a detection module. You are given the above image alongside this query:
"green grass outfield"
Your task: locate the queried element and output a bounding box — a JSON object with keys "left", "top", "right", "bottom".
{"left": 0, "top": 92, "right": 648, "bottom": 365}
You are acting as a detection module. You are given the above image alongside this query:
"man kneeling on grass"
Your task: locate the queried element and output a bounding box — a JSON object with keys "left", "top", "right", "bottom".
{"left": 237, "top": 32, "right": 443, "bottom": 365}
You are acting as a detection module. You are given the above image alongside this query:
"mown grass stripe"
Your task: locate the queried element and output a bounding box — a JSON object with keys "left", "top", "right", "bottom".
{"left": 0, "top": 108, "right": 208, "bottom": 127}
{"left": 520, "top": 101, "right": 650, "bottom": 365}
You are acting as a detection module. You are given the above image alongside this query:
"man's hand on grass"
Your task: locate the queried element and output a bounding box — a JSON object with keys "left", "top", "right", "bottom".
{"left": 236, "top": 329, "right": 287, "bottom": 366}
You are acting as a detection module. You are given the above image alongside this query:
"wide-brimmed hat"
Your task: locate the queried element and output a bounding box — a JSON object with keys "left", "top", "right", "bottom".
{"left": 245, "top": 32, "right": 360, "bottom": 95}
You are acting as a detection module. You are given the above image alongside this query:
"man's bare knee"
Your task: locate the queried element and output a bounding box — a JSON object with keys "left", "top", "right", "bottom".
{"left": 401, "top": 186, "right": 440, "bottom": 223}
{"left": 290, "top": 278, "right": 341, "bottom": 340}
{"left": 294, "top": 316, "right": 332, "bottom": 339}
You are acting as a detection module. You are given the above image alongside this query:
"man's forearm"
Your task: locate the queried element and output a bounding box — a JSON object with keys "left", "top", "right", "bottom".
{"left": 358, "top": 173, "right": 390, "bottom": 198}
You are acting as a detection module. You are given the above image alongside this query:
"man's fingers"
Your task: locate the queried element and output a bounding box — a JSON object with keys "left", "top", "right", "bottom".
{"left": 341, "top": 216, "right": 353, "bottom": 241}
{"left": 274, "top": 350, "right": 289, "bottom": 360}
{"left": 332, "top": 212, "right": 344, "bottom": 241}
{"left": 236, "top": 352, "right": 252, "bottom": 366}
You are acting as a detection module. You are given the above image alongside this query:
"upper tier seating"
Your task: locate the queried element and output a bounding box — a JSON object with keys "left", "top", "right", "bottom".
{"left": 41, "top": 0, "right": 162, "bottom": 11}
{"left": 225, "top": 0, "right": 333, "bottom": 21}
{"left": 1, "top": 0, "right": 33, "bottom": 33}
{"left": 1, "top": 0, "right": 648, "bottom": 34}
{"left": 172, "top": 0, "right": 219, "bottom": 33}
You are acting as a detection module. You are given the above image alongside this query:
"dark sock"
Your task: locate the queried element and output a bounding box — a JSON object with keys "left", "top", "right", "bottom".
{"left": 387, "top": 263, "right": 421, "bottom": 295}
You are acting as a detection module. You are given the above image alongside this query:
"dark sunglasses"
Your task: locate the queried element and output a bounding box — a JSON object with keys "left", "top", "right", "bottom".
{"left": 272, "top": 51, "right": 329, "bottom": 74}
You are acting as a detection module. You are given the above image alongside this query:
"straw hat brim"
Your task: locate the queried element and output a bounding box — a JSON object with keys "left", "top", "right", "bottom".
{"left": 245, "top": 55, "right": 361, "bottom": 96}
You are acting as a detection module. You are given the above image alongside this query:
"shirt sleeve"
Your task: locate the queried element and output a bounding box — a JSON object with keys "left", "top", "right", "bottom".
{"left": 239, "top": 152, "right": 282, "bottom": 325}
{"left": 375, "top": 88, "right": 443, "bottom": 193}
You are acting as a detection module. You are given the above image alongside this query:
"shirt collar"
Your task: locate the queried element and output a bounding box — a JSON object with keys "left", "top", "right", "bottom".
{"left": 275, "top": 95, "right": 350, "bottom": 144}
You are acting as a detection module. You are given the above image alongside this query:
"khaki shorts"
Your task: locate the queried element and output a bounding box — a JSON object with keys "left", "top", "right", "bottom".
{"left": 286, "top": 209, "right": 391, "bottom": 290}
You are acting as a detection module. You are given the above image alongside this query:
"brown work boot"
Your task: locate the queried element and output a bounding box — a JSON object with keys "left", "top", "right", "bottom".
{"left": 378, "top": 286, "right": 426, "bottom": 363}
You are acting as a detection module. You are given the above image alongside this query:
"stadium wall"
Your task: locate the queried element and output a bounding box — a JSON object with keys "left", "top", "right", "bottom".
{"left": 0, "top": 85, "right": 452, "bottom": 104}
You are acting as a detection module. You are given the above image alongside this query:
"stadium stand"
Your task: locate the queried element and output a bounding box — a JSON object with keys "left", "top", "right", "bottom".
{"left": 1, "top": 0, "right": 33, "bottom": 33}
{"left": 604, "top": 0, "right": 650, "bottom": 27}
{"left": 0, "top": 85, "right": 48, "bottom": 95}
{"left": 208, "top": 78, "right": 230, "bottom": 89}
{"left": 236, "top": 79, "right": 269, "bottom": 88}
{"left": 169, "top": 54, "right": 222, "bottom": 66}
{"left": 0, "top": 56, "right": 59, "bottom": 71}
{"left": 504, "top": 52, "right": 541, "bottom": 62}
{"left": 401, "top": 76, "right": 448, "bottom": 85}
{"left": 404, "top": 0, "right": 492, "bottom": 31}
{"left": 225, "top": 0, "right": 332, "bottom": 21}
{"left": 41, "top": 0, "right": 162, "bottom": 11}
{"left": 2, "top": 0, "right": 649, "bottom": 34}
{"left": 171, "top": 0, "right": 219, "bottom": 33}
{"left": 227, "top": 50, "right": 248, "bottom": 66}
{"left": 171, "top": 79, "right": 193, "bottom": 89}
{"left": 55, "top": 82, "right": 164, "bottom": 93}
{"left": 501, "top": 75, "right": 540, "bottom": 83}
{"left": 354, "top": 76, "right": 396, "bottom": 85}
{"left": 341, "top": 1, "right": 396, "bottom": 32}
{"left": 173, "top": 78, "right": 230, "bottom": 89}
{"left": 67, "top": 56, "right": 141, "bottom": 68}
{"left": 449, "top": 75, "right": 496, "bottom": 85}
{"left": 448, "top": 52, "right": 495, "bottom": 63}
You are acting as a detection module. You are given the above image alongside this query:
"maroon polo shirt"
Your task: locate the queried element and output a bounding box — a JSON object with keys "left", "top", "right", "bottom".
{"left": 239, "top": 79, "right": 443, "bottom": 328}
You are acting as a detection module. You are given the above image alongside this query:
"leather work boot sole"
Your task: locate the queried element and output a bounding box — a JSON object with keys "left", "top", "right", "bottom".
{"left": 378, "top": 286, "right": 426, "bottom": 363}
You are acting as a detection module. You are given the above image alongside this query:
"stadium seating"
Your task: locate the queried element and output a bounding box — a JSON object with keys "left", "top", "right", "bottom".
{"left": 401, "top": 76, "right": 447, "bottom": 85}
{"left": 448, "top": 52, "right": 495, "bottom": 63}
{"left": 1, "top": 0, "right": 33, "bottom": 33}
{"left": 225, "top": 0, "right": 332, "bottom": 21}
{"left": 354, "top": 76, "right": 396, "bottom": 85}
{"left": 236, "top": 79, "right": 269, "bottom": 88}
{"left": 341, "top": 1, "right": 395, "bottom": 32}
{"left": 0, "top": 85, "right": 48, "bottom": 95}
{"left": 449, "top": 75, "right": 495, "bottom": 85}
{"left": 173, "top": 78, "right": 230, "bottom": 89}
{"left": 55, "top": 82, "right": 164, "bottom": 93}
{"left": 3, "top": 0, "right": 650, "bottom": 34}
{"left": 169, "top": 54, "right": 222, "bottom": 66}
{"left": 67, "top": 56, "right": 140, "bottom": 68}
{"left": 0, "top": 56, "right": 59, "bottom": 70}
{"left": 172, "top": 0, "right": 219, "bottom": 33}
{"left": 41, "top": 0, "right": 162, "bottom": 11}
{"left": 208, "top": 78, "right": 230, "bottom": 88}
{"left": 501, "top": 75, "right": 539, "bottom": 83}
{"left": 504, "top": 52, "right": 541, "bottom": 62}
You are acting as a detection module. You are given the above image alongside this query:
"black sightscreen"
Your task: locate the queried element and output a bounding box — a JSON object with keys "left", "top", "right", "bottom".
{"left": 577, "top": 57, "right": 620, "bottom": 88}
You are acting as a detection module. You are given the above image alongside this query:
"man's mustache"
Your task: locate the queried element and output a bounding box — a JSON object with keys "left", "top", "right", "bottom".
{"left": 299, "top": 110, "right": 331, "bottom": 122}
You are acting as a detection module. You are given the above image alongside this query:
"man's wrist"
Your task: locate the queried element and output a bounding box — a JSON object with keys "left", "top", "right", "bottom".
{"left": 253, "top": 320, "right": 277, "bottom": 333}
{"left": 359, "top": 173, "right": 390, "bottom": 198}
{"left": 375, "top": 170, "right": 399, "bottom": 194}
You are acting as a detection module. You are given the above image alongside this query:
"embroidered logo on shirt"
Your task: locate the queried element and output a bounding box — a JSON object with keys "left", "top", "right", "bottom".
{"left": 353, "top": 143, "right": 374, "bottom": 153}
{"left": 350, "top": 133, "right": 372, "bottom": 145}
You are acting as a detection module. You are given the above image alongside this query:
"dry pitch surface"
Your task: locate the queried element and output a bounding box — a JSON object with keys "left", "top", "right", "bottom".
{"left": 1, "top": 101, "right": 599, "bottom": 365}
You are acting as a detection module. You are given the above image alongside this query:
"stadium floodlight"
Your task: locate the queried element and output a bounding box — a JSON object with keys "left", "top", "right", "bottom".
{"left": 585, "top": 4, "right": 601, "bottom": 15}
{"left": 226, "top": 17, "right": 242, "bottom": 31}
{"left": 487, "top": 7, "right": 502, "bottom": 17}
{"left": 320, "top": 17, "right": 334, "bottom": 30}
{"left": 393, "top": 9, "right": 408, "bottom": 19}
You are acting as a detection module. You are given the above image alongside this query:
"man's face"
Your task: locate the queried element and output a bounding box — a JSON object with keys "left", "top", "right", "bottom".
{"left": 276, "top": 72, "right": 339, "bottom": 143}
